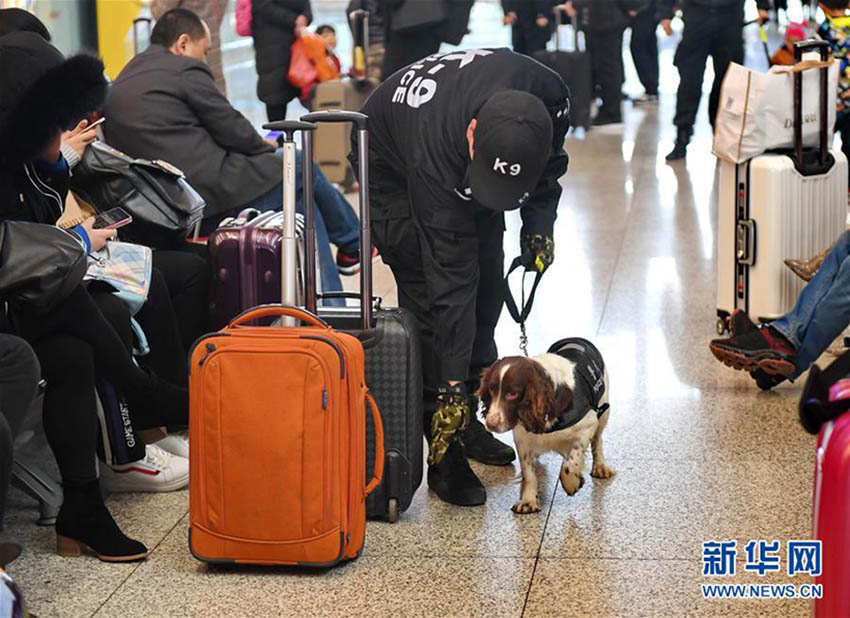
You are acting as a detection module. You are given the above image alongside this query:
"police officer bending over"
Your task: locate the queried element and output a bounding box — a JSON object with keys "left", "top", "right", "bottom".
{"left": 352, "top": 49, "right": 570, "bottom": 506}
{"left": 662, "top": 0, "right": 769, "bottom": 161}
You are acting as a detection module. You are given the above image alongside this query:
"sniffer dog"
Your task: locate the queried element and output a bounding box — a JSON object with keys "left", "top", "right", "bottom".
{"left": 478, "top": 338, "right": 615, "bottom": 514}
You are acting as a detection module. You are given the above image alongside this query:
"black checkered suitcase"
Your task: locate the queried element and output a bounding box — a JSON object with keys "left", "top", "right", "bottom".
{"left": 299, "top": 111, "right": 423, "bottom": 522}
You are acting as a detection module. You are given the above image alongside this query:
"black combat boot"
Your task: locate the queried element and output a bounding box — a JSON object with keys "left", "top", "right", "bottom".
{"left": 666, "top": 127, "right": 691, "bottom": 161}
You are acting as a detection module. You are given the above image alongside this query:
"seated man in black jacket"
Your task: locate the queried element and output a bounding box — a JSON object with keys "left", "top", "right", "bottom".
{"left": 104, "top": 9, "right": 363, "bottom": 293}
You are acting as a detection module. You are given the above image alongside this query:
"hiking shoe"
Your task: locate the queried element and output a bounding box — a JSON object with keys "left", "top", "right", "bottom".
{"left": 461, "top": 415, "right": 515, "bottom": 466}
{"left": 750, "top": 369, "right": 787, "bottom": 391}
{"left": 729, "top": 309, "right": 758, "bottom": 337}
{"left": 427, "top": 440, "right": 486, "bottom": 506}
{"left": 710, "top": 327, "right": 796, "bottom": 376}
{"left": 99, "top": 445, "right": 189, "bottom": 493}
{"left": 336, "top": 246, "right": 378, "bottom": 276}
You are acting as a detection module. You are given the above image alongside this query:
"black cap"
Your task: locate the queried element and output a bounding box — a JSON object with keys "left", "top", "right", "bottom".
{"left": 469, "top": 90, "right": 553, "bottom": 212}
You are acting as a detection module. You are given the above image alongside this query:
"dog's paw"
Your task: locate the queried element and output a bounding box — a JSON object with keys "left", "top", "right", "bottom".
{"left": 560, "top": 471, "right": 585, "bottom": 496}
{"left": 591, "top": 462, "right": 616, "bottom": 479}
{"left": 511, "top": 498, "right": 541, "bottom": 514}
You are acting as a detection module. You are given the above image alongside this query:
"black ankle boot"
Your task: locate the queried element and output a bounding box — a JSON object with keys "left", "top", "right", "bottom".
{"left": 427, "top": 440, "right": 486, "bottom": 506}
{"left": 55, "top": 480, "right": 148, "bottom": 562}
{"left": 461, "top": 415, "right": 515, "bottom": 466}
{"left": 666, "top": 127, "right": 691, "bottom": 161}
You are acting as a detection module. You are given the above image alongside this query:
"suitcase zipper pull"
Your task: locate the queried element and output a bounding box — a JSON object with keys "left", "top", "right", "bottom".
{"left": 198, "top": 343, "right": 217, "bottom": 366}
{"left": 322, "top": 388, "right": 328, "bottom": 410}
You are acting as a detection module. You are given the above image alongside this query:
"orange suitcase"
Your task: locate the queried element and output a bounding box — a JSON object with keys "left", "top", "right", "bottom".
{"left": 188, "top": 305, "right": 384, "bottom": 566}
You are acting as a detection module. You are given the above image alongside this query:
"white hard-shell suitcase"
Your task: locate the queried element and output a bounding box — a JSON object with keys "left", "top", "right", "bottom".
{"left": 716, "top": 40, "right": 848, "bottom": 334}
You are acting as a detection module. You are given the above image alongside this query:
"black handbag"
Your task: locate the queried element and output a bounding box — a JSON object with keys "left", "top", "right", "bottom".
{"left": 70, "top": 141, "right": 205, "bottom": 249}
{"left": 0, "top": 221, "right": 87, "bottom": 313}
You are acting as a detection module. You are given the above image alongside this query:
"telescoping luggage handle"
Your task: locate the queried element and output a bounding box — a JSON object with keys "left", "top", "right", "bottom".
{"left": 792, "top": 40, "right": 830, "bottom": 173}
{"left": 262, "top": 120, "right": 318, "bottom": 319}
{"left": 349, "top": 9, "right": 370, "bottom": 80}
{"left": 300, "top": 110, "right": 372, "bottom": 330}
{"left": 552, "top": 4, "right": 581, "bottom": 52}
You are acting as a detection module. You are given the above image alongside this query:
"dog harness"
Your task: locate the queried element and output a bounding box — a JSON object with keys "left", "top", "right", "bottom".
{"left": 545, "top": 338, "right": 609, "bottom": 433}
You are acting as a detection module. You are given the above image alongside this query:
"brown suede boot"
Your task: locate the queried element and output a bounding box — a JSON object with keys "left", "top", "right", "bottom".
{"left": 785, "top": 247, "right": 830, "bottom": 282}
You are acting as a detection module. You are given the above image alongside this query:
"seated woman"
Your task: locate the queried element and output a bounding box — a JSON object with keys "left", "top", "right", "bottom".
{"left": 0, "top": 31, "right": 189, "bottom": 561}
{"left": 710, "top": 229, "right": 850, "bottom": 390}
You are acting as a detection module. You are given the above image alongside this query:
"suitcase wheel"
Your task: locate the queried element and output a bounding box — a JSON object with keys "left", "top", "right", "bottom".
{"left": 387, "top": 498, "right": 399, "bottom": 524}
{"left": 716, "top": 317, "right": 729, "bottom": 336}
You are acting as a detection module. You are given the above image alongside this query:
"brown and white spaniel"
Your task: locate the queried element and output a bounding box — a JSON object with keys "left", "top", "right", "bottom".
{"left": 478, "top": 341, "right": 615, "bottom": 514}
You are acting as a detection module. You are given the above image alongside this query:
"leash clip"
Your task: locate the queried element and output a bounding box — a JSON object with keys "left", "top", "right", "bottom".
{"left": 519, "top": 322, "right": 529, "bottom": 358}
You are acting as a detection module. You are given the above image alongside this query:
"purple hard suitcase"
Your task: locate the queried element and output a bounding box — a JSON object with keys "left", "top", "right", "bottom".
{"left": 207, "top": 209, "right": 308, "bottom": 330}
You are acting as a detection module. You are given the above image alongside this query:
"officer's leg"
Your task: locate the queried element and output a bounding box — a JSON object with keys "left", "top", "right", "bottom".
{"left": 667, "top": 9, "right": 711, "bottom": 160}
{"left": 708, "top": 12, "right": 743, "bottom": 132}
{"left": 592, "top": 29, "right": 625, "bottom": 123}
{"left": 512, "top": 24, "right": 527, "bottom": 56}
{"left": 371, "top": 216, "right": 439, "bottom": 434}
{"left": 525, "top": 24, "right": 550, "bottom": 57}
{"left": 462, "top": 212, "right": 516, "bottom": 466}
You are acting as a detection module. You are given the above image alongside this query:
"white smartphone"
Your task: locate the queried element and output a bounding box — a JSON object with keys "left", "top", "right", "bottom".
{"left": 86, "top": 117, "right": 105, "bottom": 131}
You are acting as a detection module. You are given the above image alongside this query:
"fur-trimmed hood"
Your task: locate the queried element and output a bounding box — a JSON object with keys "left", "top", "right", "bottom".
{"left": 0, "top": 31, "right": 107, "bottom": 169}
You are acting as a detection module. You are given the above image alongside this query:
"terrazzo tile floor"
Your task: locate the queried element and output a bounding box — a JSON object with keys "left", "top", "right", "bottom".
{"left": 6, "top": 4, "right": 825, "bottom": 617}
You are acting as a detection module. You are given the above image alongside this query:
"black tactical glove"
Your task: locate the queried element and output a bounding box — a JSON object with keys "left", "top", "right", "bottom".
{"left": 520, "top": 233, "right": 555, "bottom": 273}
{"left": 428, "top": 382, "right": 470, "bottom": 465}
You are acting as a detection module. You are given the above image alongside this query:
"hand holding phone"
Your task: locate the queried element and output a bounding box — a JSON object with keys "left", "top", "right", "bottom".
{"left": 93, "top": 207, "right": 132, "bottom": 230}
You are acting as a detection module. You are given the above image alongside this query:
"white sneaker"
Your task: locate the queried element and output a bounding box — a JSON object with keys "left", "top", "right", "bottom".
{"left": 99, "top": 445, "right": 189, "bottom": 493}
{"left": 155, "top": 430, "right": 189, "bottom": 459}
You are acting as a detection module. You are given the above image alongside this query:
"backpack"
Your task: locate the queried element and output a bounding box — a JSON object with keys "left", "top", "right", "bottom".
{"left": 235, "top": 0, "right": 252, "bottom": 36}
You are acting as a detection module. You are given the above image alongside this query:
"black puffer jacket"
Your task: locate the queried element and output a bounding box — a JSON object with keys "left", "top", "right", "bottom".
{"left": 0, "top": 32, "right": 106, "bottom": 227}
{"left": 251, "top": 0, "right": 312, "bottom": 107}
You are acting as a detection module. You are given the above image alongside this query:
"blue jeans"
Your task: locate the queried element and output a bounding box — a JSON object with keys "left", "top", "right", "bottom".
{"left": 772, "top": 230, "right": 850, "bottom": 379}
{"left": 210, "top": 150, "right": 360, "bottom": 303}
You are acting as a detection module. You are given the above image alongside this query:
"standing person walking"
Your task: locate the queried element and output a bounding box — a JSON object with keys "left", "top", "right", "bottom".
{"left": 630, "top": 0, "right": 660, "bottom": 104}
{"left": 151, "top": 0, "right": 228, "bottom": 95}
{"left": 563, "top": 0, "right": 645, "bottom": 125}
{"left": 502, "top": 0, "right": 556, "bottom": 57}
{"left": 662, "top": 0, "right": 770, "bottom": 161}
{"left": 250, "top": 0, "right": 312, "bottom": 121}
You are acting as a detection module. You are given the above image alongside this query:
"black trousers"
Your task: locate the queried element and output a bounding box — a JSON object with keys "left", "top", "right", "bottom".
{"left": 630, "top": 5, "right": 659, "bottom": 96}
{"left": 152, "top": 250, "right": 209, "bottom": 358}
{"left": 15, "top": 286, "right": 188, "bottom": 484}
{"left": 673, "top": 5, "right": 743, "bottom": 131}
{"left": 587, "top": 28, "right": 625, "bottom": 118}
{"left": 382, "top": 27, "right": 442, "bottom": 79}
{"left": 512, "top": 23, "right": 550, "bottom": 57}
{"left": 372, "top": 210, "right": 505, "bottom": 422}
{"left": 0, "top": 335, "right": 40, "bottom": 531}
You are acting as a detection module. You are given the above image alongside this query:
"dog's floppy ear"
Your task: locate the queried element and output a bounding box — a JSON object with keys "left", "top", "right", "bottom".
{"left": 517, "top": 360, "right": 554, "bottom": 434}
{"left": 476, "top": 362, "right": 497, "bottom": 405}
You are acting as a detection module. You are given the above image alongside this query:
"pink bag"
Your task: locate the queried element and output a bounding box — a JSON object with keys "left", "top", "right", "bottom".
{"left": 287, "top": 37, "right": 317, "bottom": 90}
{"left": 235, "top": 0, "right": 252, "bottom": 36}
{"left": 802, "top": 356, "right": 850, "bottom": 617}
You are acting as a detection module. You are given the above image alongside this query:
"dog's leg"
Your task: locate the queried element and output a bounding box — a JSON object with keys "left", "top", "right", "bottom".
{"left": 559, "top": 414, "right": 596, "bottom": 496}
{"left": 590, "top": 407, "right": 616, "bottom": 479}
{"left": 511, "top": 429, "right": 540, "bottom": 514}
